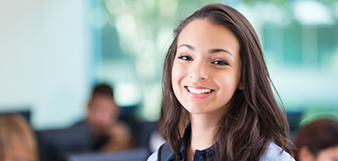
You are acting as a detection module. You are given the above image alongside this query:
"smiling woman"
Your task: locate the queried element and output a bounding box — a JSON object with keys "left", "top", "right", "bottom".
{"left": 148, "top": 3, "right": 295, "bottom": 161}
{"left": 172, "top": 18, "right": 241, "bottom": 116}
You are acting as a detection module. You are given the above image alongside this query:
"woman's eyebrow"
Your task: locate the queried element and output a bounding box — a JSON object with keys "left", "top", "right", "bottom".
{"left": 178, "top": 44, "right": 195, "bottom": 51}
{"left": 178, "top": 44, "right": 233, "bottom": 57}
{"left": 210, "top": 49, "right": 233, "bottom": 57}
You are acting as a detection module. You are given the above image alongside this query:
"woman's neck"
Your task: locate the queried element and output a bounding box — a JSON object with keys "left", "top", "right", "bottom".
{"left": 186, "top": 113, "right": 222, "bottom": 160}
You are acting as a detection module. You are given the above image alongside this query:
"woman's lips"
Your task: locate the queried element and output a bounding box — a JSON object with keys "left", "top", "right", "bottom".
{"left": 184, "top": 86, "right": 214, "bottom": 99}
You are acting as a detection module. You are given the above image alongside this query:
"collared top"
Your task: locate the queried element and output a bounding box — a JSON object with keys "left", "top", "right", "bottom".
{"left": 147, "top": 124, "right": 295, "bottom": 161}
{"left": 177, "top": 123, "right": 215, "bottom": 161}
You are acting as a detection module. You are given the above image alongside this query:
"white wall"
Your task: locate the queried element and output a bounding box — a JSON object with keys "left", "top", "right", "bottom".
{"left": 0, "top": 0, "right": 92, "bottom": 129}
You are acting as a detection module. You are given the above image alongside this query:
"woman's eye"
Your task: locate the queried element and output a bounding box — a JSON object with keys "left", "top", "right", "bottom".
{"left": 212, "top": 60, "right": 228, "bottom": 66}
{"left": 178, "top": 55, "right": 193, "bottom": 61}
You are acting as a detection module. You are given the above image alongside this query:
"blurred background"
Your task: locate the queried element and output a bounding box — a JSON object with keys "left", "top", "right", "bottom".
{"left": 0, "top": 0, "right": 338, "bottom": 133}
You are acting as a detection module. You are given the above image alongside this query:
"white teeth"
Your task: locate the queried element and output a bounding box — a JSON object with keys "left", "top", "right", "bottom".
{"left": 187, "top": 86, "right": 212, "bottom": 94}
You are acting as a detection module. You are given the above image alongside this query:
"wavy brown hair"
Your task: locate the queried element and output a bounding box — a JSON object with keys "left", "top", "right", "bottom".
{"left": 162, "top": 4, "right": 294, "bottom": 160}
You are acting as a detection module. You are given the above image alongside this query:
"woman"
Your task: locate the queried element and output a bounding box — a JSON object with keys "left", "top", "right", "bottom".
{"left": 148, "top": 3, "right": 294, "bottom": 161}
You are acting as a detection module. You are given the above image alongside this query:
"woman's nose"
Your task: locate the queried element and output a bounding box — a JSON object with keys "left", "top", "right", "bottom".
{"left": 189, "top": 60, "right": 208, "bottom": 81}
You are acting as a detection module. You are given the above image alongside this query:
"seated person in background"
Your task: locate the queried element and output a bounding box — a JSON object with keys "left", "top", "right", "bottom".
{"left": 76, "top": 83, "right": 133, "bottom": 151}
{"left": 0, "top": 113, "right": 38, "bottom": 161}
{"left": 293, "top": 118, "right": 338, "bottom": 161}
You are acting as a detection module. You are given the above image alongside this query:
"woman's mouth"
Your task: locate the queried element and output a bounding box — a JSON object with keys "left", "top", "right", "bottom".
{"left": 187, "top": 86, "right": 213, "bottom": 94}
{"left": 184, "top": 86, "right": 214, "bottom": 99}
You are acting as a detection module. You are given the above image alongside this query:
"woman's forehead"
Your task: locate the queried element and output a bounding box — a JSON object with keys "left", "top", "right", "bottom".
{"left": 177, "top": 19, "right": 239, "bottom": 57}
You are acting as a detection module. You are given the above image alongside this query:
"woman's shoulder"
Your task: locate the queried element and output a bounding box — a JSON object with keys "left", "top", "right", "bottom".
{"left": 259, "top": 142, "right": 295, "bottom": 161}
{"left": 147, "top": 151, "right": 158, "bottom": 161}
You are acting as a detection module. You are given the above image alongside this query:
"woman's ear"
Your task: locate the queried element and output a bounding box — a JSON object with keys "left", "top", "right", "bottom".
{"left": 298, "top": 146, "right": 315, "bottom": 161}
{"left": 238, "top": 81, "right": 244, "bottom": 90}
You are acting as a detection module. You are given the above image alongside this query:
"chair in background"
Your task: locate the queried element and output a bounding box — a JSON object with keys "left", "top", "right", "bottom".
{"left": 36, "top": 124, "right": 92, "bottom": 161}
{"left": 67, "top": 147, "right": 149, "bottom": 161}
{"left": 134, "top": 121, "right": 159, "bottom": 152}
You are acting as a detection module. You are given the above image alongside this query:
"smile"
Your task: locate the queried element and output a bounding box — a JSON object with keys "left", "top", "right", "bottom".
{"left": 186, "top": 86, "right": 214, "bottom": 94}
{"left": 187, "top": 86, "right": 212, "bottom": 94}
{"left": 184, "top": 86, "right": 214, "bottom": 99}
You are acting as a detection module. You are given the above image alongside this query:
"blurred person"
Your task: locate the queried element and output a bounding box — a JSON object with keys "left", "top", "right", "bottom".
{"left": 293, "top": 118, "right": 338, "bottom": 161}
{"left": 0, "top": 113, "right": 38, "bottom": 161}
{"left": 75, "top": 83, "right": 133, "bottom": 151}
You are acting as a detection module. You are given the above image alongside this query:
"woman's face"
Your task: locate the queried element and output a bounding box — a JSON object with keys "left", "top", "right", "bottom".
{"left": 172, "top": 18, "right": 241, "bottom": 117}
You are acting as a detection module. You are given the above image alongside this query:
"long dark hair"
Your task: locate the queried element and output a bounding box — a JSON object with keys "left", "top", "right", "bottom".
{"left": 162, "top": 4, "right": 294, "bottom": 160}
{"left": 293, "top": 118, "right": 338, "bottom": 160}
